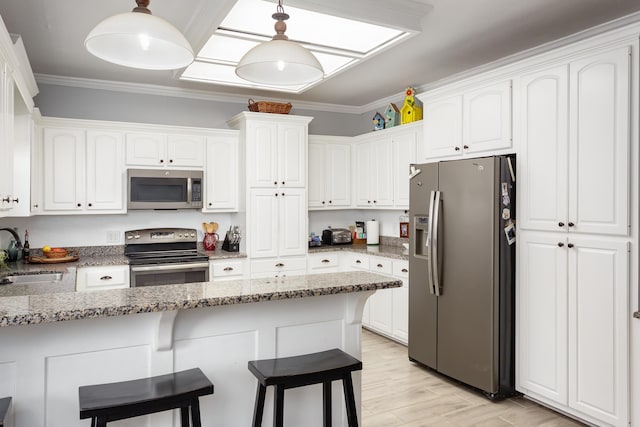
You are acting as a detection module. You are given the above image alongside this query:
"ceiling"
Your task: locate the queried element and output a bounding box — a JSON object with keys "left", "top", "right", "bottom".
{"left": 1, "top": 0, "right": 639, "bottom": 109}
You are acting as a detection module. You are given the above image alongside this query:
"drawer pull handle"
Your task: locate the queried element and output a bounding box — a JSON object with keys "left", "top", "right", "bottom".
{"left": 355, "top": 260, "right": 362, "bottom": 264}
{"left": 321, "top": 259, "right": 330, "bottom": 263}
{"left": 275, "top": 263, "right": 284, "bottom": 267}
{"left": 223, "top": 267, "right": 234, "bottom": 272}
{"left": 377, "top": 264, "right": 383, "bottom": 268}
{"left": 100, "top": 275, "right": 113, "bottom": 280}
{"left": 401, "top": 268, "right": 408, "bottom": 273}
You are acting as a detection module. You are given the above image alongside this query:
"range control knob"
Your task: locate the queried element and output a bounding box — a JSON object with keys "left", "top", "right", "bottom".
{"left": 126, "top": 234, "right": 133, "bottom": 240}
{"left": 134, "top": 234, "right": 140, "bottom": 239}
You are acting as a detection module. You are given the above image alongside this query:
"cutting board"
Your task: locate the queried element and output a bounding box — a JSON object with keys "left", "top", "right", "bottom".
{"left": 27, "top": 254, "right": 79, "bottom": 264}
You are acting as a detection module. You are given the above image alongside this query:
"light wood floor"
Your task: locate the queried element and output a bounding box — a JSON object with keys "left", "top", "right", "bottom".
{"left": 360, "top": 330, "right": 586, "bottom": 427}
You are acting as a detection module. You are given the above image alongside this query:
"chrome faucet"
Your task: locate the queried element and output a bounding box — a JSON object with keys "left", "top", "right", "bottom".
{"left": 0, "top": 227, "right": 23, "bottom": 251}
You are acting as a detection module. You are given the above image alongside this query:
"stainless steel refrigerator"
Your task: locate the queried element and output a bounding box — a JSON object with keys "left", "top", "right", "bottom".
{"left": 408, "top": 155, "right": 516, "bottom": 399}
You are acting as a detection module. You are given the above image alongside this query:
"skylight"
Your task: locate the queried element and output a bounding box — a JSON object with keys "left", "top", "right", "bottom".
{"left": 179, "top": 0, "right": 414, "bottom": 93}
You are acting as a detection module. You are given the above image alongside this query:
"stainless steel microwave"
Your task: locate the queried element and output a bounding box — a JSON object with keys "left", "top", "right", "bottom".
{"left": 127, "top": 169, "right": 203, "bottom": 210}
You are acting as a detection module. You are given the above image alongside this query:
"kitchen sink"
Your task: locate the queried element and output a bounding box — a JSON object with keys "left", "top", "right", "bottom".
{"left": 0, "top": 272, "right": 63, "bottom": 285}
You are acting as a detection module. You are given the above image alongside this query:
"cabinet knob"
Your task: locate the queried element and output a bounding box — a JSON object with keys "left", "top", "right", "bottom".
{"left": 568, "top": 222, "right": 575, "bottom": 227}
{"left": 274, "top": 181, "right": 278, "bottom": 185}
{"left": 275, "top": 193, "right": 279, "bottom": 197}
{"left": 367, "top": 200, "right": 371, "bottom": 204}
{"left": 77, "top": 203, "right": 82, "bottom": 207}
{"left": 275, "top": 263, "right": 285, "bottom": 268}
{"left": 322, "top": 201, "right": 325, "bottom": 205}
{"left": 223, "top": 267, "right": 234, "bottom": 272}
{"left": 454, "top": 147, "right": 460, "bottom": 151}
{"left": 208, "top": 202, "right": 212, "bottom": 206}
{"left": 321, "top": 259, "right": 330, "bottom": 263}
{"left": 329, "top": 200, "right": 332, "bottom": 204}
{"left": 99, "top": 275, "right": 113, "bottom": 280}
{"left": 281, "top": 192, "right": 285, "bottom": 196}
{"left": 373, "top": 200, "right": 377, "bottom": 204}
{"left": 558, "top": 222, "right": 565, "bottom": 227}
{"left": 88, "top": 203, "right": 93, "bottom": 207}
{"left": 463, "top": 145, "right": 469, "bottom": 149}
{"left": 169, "top": 159, "right": 173, "bottom": 163}
{"left": 33, "top": 204, "right": 38, "bottom": 208}
{"left": 282, "top": 181, "right": 285, "bottom": 185}
{"left": 567, "top": 243, "right": 574, "bottom": 248}
{"left": 160, "top": 159, "right": 164, "bottom": 163}
{"left": 558, "top": 242, "right": 565, "bottom": 247}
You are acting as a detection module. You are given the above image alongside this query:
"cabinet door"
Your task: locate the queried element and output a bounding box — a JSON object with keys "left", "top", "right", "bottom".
{"left": 354, "top": 142, "right": 372, "bottom": 207}
{"left": 372, "top": 138, "right": 394, "bottom": 207}
{"left": 125, "top": 132, "right": 166, "bottom": 166}
{"left": 392, "top": 261, "right": 409, "bottom": 343}
{"left": 86, "top": 131, "right": 124, "bottom": 211}
{"left": 0, "top": 60, "right": 14, "bottom": 211}
{"left": 325, "top": 143, "right": 351, "bottom": 207}
{"left": 278, "top": 188, "right": 307, "bottom": 257}
{"left": 393, "top": 130, "right": 418, "bottom": 208}
{"left": 517, "top": 231, "right": 568, "bottom": 404}
{"left": 249, "top": 189, "right": 279, "bottom": 258}
{"left": 567, "top": 237, "right": 628, "bottom": 426}
{"left": 278, "top": 123, "right": 306, "bottom": 187}
{"left": 167, "top": 134, "right": 204, "bottom": 167}
{"left": 519, "top": 65, "right": 569, "bottom": 232}
{"left": 204, "top": 135, "right": 238, "bottom": 211}
{"left": 423, "top": 95, "right": 463, "bottom": 160}
{"left": 368, "top": 257, "right": 393, "bottom": 334}
{"left": 43, "top": 128, "right": 85, "bottom": 211}
{"left": 463, "top": 80, "right": 512, "bottom": 154}
{"left": 247, "top": 121, "right": 278, "bottom": 187}
{"left": 307, "top": 142, "right": 326, "bottom": 208}
{"left": 569, "top": 47, "right": 630, "bottom": 236}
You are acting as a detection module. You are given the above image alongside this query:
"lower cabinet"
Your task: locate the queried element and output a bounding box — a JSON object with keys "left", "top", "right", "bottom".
{"left": 76, "top": 265, "right": 129, "bottom": 292}
{"left": 250, "top": 256, "right": 307, "bottom": 279}
{"left": 517, "top": 231, "right": 629, "bottom": 426}
{"left": 307, "top": 252, "right": 340, "bottom": 273}
{"left": 210, "top": 259, "right": 246, "bottom": 281}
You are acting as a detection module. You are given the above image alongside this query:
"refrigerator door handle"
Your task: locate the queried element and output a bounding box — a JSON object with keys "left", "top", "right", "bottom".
{"left": 427, "top": 190, "right": 436, "bottom": 295}
{"left": 432, "top": 190, "right": 442, "bottom": 296}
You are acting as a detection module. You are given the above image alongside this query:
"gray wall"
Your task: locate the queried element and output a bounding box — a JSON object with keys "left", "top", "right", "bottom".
{"left": 34, "top": 84, "right": 372, "bottom": 136}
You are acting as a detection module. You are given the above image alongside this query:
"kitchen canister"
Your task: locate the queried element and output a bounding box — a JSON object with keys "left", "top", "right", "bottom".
{"left": 366, "top": 220, "right": 379, "bottom": 245}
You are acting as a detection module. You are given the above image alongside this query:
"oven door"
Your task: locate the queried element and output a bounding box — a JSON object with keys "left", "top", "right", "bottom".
{"left": 130, "top": 261, "right": 210, "bottom": 287}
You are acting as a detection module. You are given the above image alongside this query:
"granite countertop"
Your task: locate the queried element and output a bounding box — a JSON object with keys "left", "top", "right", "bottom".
{"left": 308, "top": 244, "right": 409, "bottom": 260}
{"left": 0, "top": 271, "right": 401, "bottom": 327}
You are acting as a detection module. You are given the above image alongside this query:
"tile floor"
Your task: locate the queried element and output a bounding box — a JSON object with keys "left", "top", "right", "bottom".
{"left": 360, "top": 330, "right": 587, "bottom": 427}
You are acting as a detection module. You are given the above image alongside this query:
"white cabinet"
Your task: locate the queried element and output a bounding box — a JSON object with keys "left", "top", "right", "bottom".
{"left": 354, "top": 137, "right": 394, "bottom": 207}
{"left": 517, "top": 231, "right": 628, "bottom": 426}
{"left": 308, "top": 136, "right": 351, "bottom": 209}
{"left": 367, "top": 256, "right": 393, "bottom": 335}
{"left": 519, "top": 47, "right": 630, "bottom": 236}
{"left": 250, "top": 256, "right": 307, "bottom": 279}
{"left": 76, "top": 265, "right": 130, "bottom": 291}
{"left": 40, "top": 127, "right": 124, "bottom": 213}
{"left": 210, "top": 259, "right": 246, "bottom": 281}
{"left": 204, "top": 133, "right": 239, "bottom": 212}
{"left": 0, "top": 56, "right": 14, "bottom": 212}
{"left": 125, "top": 132, "right": 204, "bottom": 167}
{"left": 249, "top": 188, "right": 306, "bottom": 258}
{"left": 391, "top": 260, "right": 409, "bottom": 342}
{"left": 307, "top": 252, "right": 340, "bottom": 273}
{"left": 392, "top": 127, "right": 419, "bottom": 209}
{"left": 423, "top": 80, "right": 512, "bottom": 160}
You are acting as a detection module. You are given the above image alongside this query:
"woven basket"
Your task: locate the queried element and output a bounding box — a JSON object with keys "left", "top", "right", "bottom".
{"left": 248, "top": 99, "right": 292, "bottom": 114}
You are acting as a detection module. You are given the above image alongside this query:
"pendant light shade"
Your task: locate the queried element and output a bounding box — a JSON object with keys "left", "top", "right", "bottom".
{"left": 85, "top": 0, "right": 194, "bottom": 70}
{"left": 235, "top": 1, "right": 323, "bottom": 85}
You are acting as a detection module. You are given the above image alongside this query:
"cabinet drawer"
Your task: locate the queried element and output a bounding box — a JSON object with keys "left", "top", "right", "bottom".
{"left": 251, "top": 257, "right": 307, "bottom": 274}
{"left": 211, "top": 260, "right": 245, "bottom": 278}
{"left": 308, "top": 253, "right": 340, "bottom": 270}
{"left": 346, "top": 253, "right": 370, "bottom": 270}
{"left": 77, "top": 266, "right": 129, "bottom": 291}
{"left": 370, "top": 256, "right": 393, "bottom": 275}
{"left": 392, "top": 260, "right": 409, "bottom": 279}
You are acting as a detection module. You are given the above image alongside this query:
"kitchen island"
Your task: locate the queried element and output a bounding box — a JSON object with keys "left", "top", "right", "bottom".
{"left": 0, "top": 271, "right": 400, "bottom": 427}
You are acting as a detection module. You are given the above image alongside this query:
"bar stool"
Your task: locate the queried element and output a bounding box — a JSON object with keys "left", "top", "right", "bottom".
{"left": 78, "top": 368, "right": 213, "bottom": 427}
{"left": 248, "top": 348, "right": 362, "bottom": 427}
{"left": 0, "top": 396, "right": 11, "bottom": 427}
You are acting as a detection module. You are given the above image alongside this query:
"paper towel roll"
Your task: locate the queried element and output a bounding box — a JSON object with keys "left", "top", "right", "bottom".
{"left": 366, "top": 220, "right": 379, "bottom": 245}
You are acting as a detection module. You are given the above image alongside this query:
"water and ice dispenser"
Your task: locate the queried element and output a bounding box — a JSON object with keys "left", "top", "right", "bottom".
{"left": 414, "top": 214, "right": 429, "bottom": 258}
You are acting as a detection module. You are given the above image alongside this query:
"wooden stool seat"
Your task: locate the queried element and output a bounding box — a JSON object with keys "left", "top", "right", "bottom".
{"left": 79, "top": 368, "right": 213, "bottom": 427}
{"left": 0, "top": 397, "right": 11, "bottom": 427}
{"left": 248, "top": 348, "right": 362, "bottom": 427}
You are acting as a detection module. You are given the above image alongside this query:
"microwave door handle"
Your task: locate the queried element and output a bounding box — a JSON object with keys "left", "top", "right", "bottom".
{"left": 187, "top": 177, "right": 193, "bottom": 206}
{"left": 427, "top": 190, "right": 436, "bottom": 295}
{"left": 432, "top": 191, "right": 442, "bottom": 296}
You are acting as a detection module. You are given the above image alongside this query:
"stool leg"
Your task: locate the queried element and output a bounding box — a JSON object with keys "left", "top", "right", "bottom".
{"left": 323, "top": 381, "right": 333, "bottom": 427}
{"left": 180, "top": 406, "right": 190, "bottom": 426}
{"left": 96, "top": 416, "right": 107, "bottom": 427}
{"left": 273, "top": 385, "right": 285, "bottom": 427}
{"left": 91, "top": 417, "right": 96, "bottom": 427}
{"left": 190, "top": 399, "right": 202, "bottom": 427}
{"left": 252, "top": 384, "right": 266, "bottom": 427}
{"left": 342, "top": 374, "right": 359, "bottom": 427}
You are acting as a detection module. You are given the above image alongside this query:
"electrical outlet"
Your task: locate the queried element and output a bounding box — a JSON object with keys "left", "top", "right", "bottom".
{"left": 106, "top": 231, "right": 121, "bottom": 244}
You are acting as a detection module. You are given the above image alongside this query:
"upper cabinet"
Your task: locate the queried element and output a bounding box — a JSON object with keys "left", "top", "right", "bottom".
{"left": 0, "top": 55, "right": 14, "bottom": 212}
{"left": 422, "top": 80, "right": 512, "bottom": 160}
{"left": 308, "top": 136, "right": 351, "bottom": 209}
{"left": 519, "top": 46, "right": 630, "bottom": 236}
{"left": 204, "top": 132, "right": 240, "bottom": 212}
{"left": 125, "top": 132, "right": 204, "bottom": 168}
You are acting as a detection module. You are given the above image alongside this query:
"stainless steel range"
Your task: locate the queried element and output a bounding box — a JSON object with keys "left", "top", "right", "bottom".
{"left": 125, "top": 228, "right": 210, "bottom": 287}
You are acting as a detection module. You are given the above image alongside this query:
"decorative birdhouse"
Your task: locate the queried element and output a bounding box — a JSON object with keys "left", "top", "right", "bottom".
{"left": 400, "top": 87, "right": 423, "bottom": 125}
{"left": 372, "top": 112, "right": 385, "bottom": 131}
{"left": 384, "top": 103, "right": 400, "bottom": 128}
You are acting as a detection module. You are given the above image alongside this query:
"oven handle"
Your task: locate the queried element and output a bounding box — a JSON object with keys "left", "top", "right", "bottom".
{"left": 130, "top": 262, "right": 210, "bottom": 272}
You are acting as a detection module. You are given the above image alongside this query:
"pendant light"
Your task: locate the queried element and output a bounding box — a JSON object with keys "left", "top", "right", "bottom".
{"left": 235, "top": 0, "right": 323, "bottom": 85}
{"left": 85, "top": 0, "right": 194, "bottom": 70}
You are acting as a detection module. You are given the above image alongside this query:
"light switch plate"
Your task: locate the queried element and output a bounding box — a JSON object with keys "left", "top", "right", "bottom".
{"left": 106, "top": 231, "right": 121, "bottom": 244}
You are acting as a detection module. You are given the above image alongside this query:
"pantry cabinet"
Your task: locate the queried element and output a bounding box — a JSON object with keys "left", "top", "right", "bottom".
{"left": 308, "top": 136, "right": 351, "bottom": 209}
{"left": 125, "top": 132, "right": 204, "bottom": 167}
{"left": 204, "top": 133, "right": 239, "bottom": 212}
{"left": 423, "top": 80, "right": 512, "bottom": 160}
{"left": 517, "top": 231, "right": 628, "bottom": 426}
{"left": 519, "top": 47, "right": 630, "bottom": 236}
{"left": 40, "top": 127, "right": 124, "bottom": 213}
